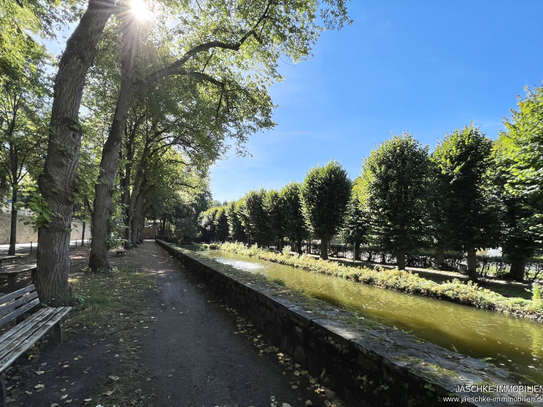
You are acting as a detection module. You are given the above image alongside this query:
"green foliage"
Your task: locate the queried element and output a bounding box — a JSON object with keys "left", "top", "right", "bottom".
{"left": 358, "top": 133, "right": 430, "bottom": 265}
{"left": 25, "top": 194, "right": 55, "bottom": 231}
{"left": 533, "top": 283, "right": 542, "bottom": 302}
{"left": 300, "top": 160, "right": 351, "bottom": 257}
{"left": 264, "top": 189, "right": 287, "bottom": 249}
{"left": 431, "top": 125, "right": 498, "bottom": 251}
{"left": 241, "top": 189, "right": 271, "bottom": 247}
{"left": 198, "top": 206, "right": 218, "bottom": 242}
{"left": 279, "top": 182, "right": 309, "bottom": 253}
{"left": 226, "top": 200, "right": 247, "bottom": 243}
{"left": 498, "top": 85, "right": 543, "bottom": 243}
{"left": 214, "top": 206, "right": 229, "bottom": 242}
{"left": 340, "top": 187, "right": 368, "bottom": 246}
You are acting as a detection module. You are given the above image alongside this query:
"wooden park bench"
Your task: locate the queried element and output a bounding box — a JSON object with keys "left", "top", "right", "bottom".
{"left": 0, "top": 264, "right": 37, "bottom": 290}
{"left": 0, "top": 285, "right": 71, "bottom": 406}
{"left": 115, "top": 249, "right": 125, "bottom": 256}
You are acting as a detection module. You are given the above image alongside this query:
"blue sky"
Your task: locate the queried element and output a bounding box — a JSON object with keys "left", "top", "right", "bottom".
{"left": 209, "top": 1, "right": 543, "bottom": 203}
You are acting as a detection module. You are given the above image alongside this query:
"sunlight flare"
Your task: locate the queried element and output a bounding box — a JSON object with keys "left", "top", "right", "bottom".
{"left": 131, "top": 0, "right": 150, "bottom": 21}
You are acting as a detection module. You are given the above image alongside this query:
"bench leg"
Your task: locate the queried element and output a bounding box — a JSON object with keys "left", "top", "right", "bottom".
{"left": 7, "top": 275, "right": 15, "bottom": 290}
{"left": 0, "top": 376, "right": 6, "bottom": 407}
{"left": 53, "top": 322, "right": 63, "bottom": 344}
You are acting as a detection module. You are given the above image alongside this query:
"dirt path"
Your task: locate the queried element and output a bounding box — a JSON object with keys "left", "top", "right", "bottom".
{"left": 5, "top": 242, "right": 344, "bottom": 407}
{"left": 139, "top": 242, "right": 341, "bottom": 407}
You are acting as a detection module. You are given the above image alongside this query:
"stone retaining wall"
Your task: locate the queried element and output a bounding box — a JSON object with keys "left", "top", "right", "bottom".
{"left": 157, "top": 240, "right": 539, "bottom": 407}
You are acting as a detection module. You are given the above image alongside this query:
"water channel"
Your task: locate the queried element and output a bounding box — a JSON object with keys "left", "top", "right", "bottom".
{"left": 199, "top": 250, "right": 543, "bottom": 384}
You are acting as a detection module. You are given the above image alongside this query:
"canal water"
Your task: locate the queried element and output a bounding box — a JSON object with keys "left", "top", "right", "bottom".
{"left": 200, "top": 250, "right": 543, "bottom": 384}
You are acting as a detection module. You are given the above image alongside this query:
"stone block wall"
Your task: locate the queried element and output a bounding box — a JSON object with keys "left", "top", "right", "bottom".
{"left": 157, "top": 240, "right": 537, "bottom": 407}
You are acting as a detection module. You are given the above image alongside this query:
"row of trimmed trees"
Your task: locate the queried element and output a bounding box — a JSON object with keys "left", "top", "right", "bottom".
{"left": 198, "top": 85, "right": 543, "bottom": 282}
{"left": 199, "top": 160, "right": 352, "bottom": 260}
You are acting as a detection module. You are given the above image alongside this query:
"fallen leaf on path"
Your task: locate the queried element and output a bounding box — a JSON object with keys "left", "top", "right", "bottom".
{"left": 35, "top": 384, "right": 45, "bottom": 389}
{"left": 102, "top": 390, "right": 115, "bottom": 396}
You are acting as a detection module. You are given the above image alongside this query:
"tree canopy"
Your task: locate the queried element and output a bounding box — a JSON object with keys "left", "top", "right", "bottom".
{"left": 357, "top": 133, "right": 429, "bottom": 270}
{"left": 300, "top": 160, "right": 351, "bottom": 260}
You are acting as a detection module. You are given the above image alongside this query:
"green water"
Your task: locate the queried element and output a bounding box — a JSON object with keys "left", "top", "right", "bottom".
{"left": 201, "top": 250, "right": 543, "bottom": 384}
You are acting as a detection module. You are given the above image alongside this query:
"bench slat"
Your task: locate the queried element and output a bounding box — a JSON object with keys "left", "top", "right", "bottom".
{"left": 0, "top": 264, "right": 37, "bottom": 274}
{"left": 0, "top": 292, "right": 39, "bottom": 321}
{"left": 0, "top": 306, "right": 62, "bottom": 356}
{"left": 0, "top": 307, "right": 71, "bottom": 374}
{"left": 0, "top": 286, "right": 35, "bottom": 305}
{"left": 0, "top": 298, "right": 40, "bottom": 329}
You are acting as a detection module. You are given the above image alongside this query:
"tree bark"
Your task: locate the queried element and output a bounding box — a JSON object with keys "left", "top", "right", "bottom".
{"left": 466, "top": 245, "right": 478, "bottom": 281}
{"left": 89, "top": 16, "right": 138, "bottom": 270}
{"left": 80, "top": 221, "right": 86, "bottom": 246}
{"left": 508, "top": 257, "right": 526, "bottom": 282}
{"left": 132, "top": 187, "right": 145, "bottom": 245}
{"left": 89, "top": 6, "right": 143, "bottom": 270}
{"left": 320, "top": 238, "right": 328, "bottom": 260}
{"left": 435, "top": 246, "right": 445, "bottom": 269}
{"left": 396, "top": 250, "right": 406, "bottom": 270}
{"left": 353, "top": 241, "right": 360, "bottom": 262}
{"left": 36, "top": 0, "right": 114, "bottom": 305}
{"left": 8, "top": 187, "right": 18, "bottom": 255}
{"left": 88, "top": 82, "right": 135, "bottom": 270}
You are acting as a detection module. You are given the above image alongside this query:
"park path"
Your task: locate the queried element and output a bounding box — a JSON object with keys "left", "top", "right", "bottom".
{"left": 135, "top": 241, "right": 338, "bottom": 407}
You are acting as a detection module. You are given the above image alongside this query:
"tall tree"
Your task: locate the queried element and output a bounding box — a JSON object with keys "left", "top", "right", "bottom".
{"left": 358, "top": 134, "right": 430, "bottom": 270}
{"left": 89, "top": 0, "right": 351, "bottom": 271}
{"left": 495, "top": 85, "right": 543, "bottom": 280}
{"left": 340, "top": 182, "right": 368, "bottom": 261}
{"left": 0, "top": 33, "right": 49, "bottom": 254}
{"left": 280, "top": 182, "right": 308, "bottom": 254}
{"left": 431, "top": 125, "right": 497, "bottom": 280}
{"left": 241, "top": 189, "right": 270, "bottom": 247}
{"left": 37, "top": 0, "right": 115, "bottom": 305}
{"left": 226, "top": 200, "right": 247, "bottom": 243}
{"left": 214, "top": 206, "right": 229, "bottom": 242}
{"left": 265, "top": 189, "right": 287, "bottom": 250}
{"left": 37, "top": 0, "right": 350, "bottom": 301}
{"left": 300, "top": 160, "right": 351, "bottom": 260}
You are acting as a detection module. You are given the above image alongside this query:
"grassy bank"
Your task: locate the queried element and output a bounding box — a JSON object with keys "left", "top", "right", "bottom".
{"left": 190, "top": 242, "right": 543, "bottom": 321}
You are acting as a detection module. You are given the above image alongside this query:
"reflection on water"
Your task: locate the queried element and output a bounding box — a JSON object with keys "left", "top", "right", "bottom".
{"left": 203, "top": 251, "right": 543, "bottom": 383}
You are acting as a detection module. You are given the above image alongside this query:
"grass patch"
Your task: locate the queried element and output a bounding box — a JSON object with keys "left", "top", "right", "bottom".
{"left": 67, "top": 267, "right": 155, "bottom": 328}
{"left": 208, "top": 242, "right": 543, "bottom": 321}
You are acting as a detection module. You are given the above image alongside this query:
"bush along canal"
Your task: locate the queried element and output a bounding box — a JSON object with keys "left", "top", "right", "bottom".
{"left": 157, "top": 240, "right": 543, "bottom": 406}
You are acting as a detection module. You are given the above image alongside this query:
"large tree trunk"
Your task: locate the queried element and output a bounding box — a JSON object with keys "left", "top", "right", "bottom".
{"left": 320, "top": 237, "right": 328, "bottom": 260}
{"left": 80, "top": 221, "right": 86, "bottom": 246}
{"left": 89, "top": 10, "right": 138, "bottom": 271}
{"left": 435, "top": 246, "right": 445, "bottom": 269}
{"left": 36, "top": 1, "right": 114, "bottom": 306}
{"left": 508, "top": 257, "right": 526, "bottom": 282}
{"left": 8, "top": 187, "right": 18, "bottom": 255}
{"left": 396, "top": 250, "right": 406, "bottom": 270}
{"left": 132, "top": 188, "right": 145, "bottom": 245}
{"left": 88, "top": 85, "right": 135, "bottom": 270}
{"left": 353, "top": 241, "right": 360, "bottom": 262}
{"left": 120, "top": 122, "right": 138, "bottom": 249}
{"left": 466, "top": 245, "right": 478, "bottom": 281}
